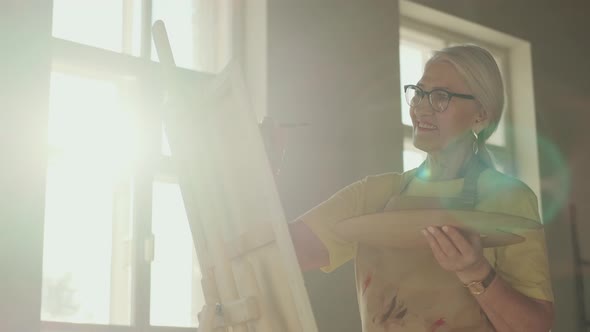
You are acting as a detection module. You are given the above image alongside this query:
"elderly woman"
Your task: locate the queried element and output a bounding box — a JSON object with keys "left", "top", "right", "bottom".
{"left": 289, "top": 45, "right": 554, "bottom": 331}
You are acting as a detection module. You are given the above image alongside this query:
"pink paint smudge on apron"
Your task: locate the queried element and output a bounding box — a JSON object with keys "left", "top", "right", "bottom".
{"left": 362, "top": 273, "right": 373, "bottom": 295}
{"left": 429, "top": 318, "right": 446, "bottom": 332}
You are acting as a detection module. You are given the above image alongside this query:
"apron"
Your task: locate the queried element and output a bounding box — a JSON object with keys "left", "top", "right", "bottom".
{"left": 355, "top": 158, "right": 495, "bottom": 332}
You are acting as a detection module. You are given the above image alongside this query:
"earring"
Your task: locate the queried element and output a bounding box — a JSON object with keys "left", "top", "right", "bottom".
{"left": 472, "top": 130, "right": 479, "bottom": 154}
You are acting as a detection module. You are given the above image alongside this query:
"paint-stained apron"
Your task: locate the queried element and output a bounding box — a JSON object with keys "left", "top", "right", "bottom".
{"left": 355, "top": 158, "right": 495, "bottom": 332}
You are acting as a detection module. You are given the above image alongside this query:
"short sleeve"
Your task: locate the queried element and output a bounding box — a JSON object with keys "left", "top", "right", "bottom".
{"left": 477, "top": 173, "right": 554, "bottom": 302}
{"left": 298, "top": 173, "right": 401, "bottom": 272}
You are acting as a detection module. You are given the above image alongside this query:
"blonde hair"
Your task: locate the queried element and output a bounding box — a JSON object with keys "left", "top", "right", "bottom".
{"left": 426, "top": 44, "right": 504, "bottom": 167}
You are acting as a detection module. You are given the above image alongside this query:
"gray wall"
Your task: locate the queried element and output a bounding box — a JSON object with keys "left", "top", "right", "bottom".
{"left": 269, "top": 1, "right": 590, "bottom": 331}
{"left": 268, "top": 1, "right": 402, "bottom": 331}
{"left": 0, "top": 1, "right": 53, "bottom": 332}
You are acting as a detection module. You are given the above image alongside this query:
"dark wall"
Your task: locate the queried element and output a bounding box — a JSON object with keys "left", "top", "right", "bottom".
{"left": 269, "top": 1, "right": 403, "bottom": 215}
{"left": 0, "top": 1, "right": 53, "bottom": 331}
{"left": 267, "top": 1, "right": 402, "bottom": 331}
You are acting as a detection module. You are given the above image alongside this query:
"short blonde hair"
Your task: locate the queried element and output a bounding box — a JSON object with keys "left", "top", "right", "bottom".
{"left": 426, "top": 44, "right": 504, "bottom": 144}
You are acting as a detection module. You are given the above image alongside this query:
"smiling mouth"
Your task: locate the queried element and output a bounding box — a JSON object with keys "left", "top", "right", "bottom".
{"left": 417, "top": 121, "right": 438, "bottom": 130}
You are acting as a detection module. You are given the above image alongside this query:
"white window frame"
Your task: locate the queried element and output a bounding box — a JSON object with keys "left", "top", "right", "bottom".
{"left": 41, "top": 1, "right": 234, "bottom": 331}
{"left": 399, "top": 0, "right": 542, "bottom": 207}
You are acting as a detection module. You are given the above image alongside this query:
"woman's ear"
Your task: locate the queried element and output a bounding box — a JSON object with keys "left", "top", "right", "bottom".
{"left": 473, "top": 109, "right": 488, "bottom": 134}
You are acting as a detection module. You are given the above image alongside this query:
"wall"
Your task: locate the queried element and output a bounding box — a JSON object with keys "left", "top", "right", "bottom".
{"left": 0, "top": 1, "right": 53, "bottom": 331}
{"left": 267, "top": 1, "right": 402, "bottom": 331}
{"left": 268, "top": 1, "right": 590, "bottom": 331}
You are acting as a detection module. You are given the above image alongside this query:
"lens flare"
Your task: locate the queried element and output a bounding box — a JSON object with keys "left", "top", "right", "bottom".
{"left": 536, "top": 135, "right": 571, "bottom": 223}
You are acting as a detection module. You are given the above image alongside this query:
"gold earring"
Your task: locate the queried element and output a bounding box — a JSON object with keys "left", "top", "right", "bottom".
{"left": 472, "top": 130, "right": 479, "bottom": 154}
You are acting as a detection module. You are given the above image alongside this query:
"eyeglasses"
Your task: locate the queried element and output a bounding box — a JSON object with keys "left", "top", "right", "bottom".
{"left": 404, "top": 84, "right": 475, "bottom": 113}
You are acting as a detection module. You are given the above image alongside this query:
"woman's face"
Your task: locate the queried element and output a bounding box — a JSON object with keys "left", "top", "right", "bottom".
{"left": 410, "top": 60, "right": 485, "bottom": 154}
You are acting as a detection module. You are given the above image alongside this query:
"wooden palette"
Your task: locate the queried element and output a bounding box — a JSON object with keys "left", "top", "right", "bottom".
{"left": 332, "top": 209, "right": 542, "bottom": 249}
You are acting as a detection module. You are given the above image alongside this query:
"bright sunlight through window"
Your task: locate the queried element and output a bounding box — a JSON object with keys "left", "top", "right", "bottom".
{"left": 43, "top": 1, "right": 234, "bottom": 330}
{"left": 42, "top": 72, "right": 135, "bottom": 325}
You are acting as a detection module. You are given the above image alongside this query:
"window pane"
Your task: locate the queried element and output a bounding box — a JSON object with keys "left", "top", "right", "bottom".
{"left": 47, "top": 72, "right": 137, "bottom": 166}
{"left": 151, "top": 0, "right": 232, "bottom": 72}
{"left": 399, "top": 36, "right": 441, "bottom": 128}
{"left": 403, "top": 138, "right": 426, "bottom": 171}
{"left": 151, "top": 182, "right": 204, "bottom": 328}
{"left": 42, "top": 71, "right": 135, "bottom": 325}
{"left": 399, "top": 43, "right": 425, "bottom": 127}
{"left": 487, "top": 117, "right": 507, "bottom": 146}
{"left": 53, "top": 0, "right": 122, "bottom": 52}
{"left": 399, "top": 29, "right": 444, "bottom": 128}
{"left": 161, "top": 125, "right": 171, "bottom": 156}
{"left": 486, "top": 53, "right": 507, "bottom": 146}
{"left": 128, "top": 0, "right": 144, "bottom": 56}
{"left": 151, "top": 0, "right": 196, "bottom": 70}
{"left": 42, "top": 159, "right": 132, "bottom": 325}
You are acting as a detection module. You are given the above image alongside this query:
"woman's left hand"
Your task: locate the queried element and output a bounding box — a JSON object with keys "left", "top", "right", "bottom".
{"left": 422, "top": 225, "right": 491, "bottom": 281}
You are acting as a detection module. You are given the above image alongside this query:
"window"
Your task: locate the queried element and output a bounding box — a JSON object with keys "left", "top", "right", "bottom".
{"left": 52, "top": 0, "right": 138, "bottom": 54}
{"left": 42, "top": 71, "right": 135, "bottom": 325}
{"left": 42, "top": 1, "right": 231, "bottom": 331}
{"left": 150, "top": 180, "right": 203, "bottom": 328}
{"left": 399, "top": 18, "right": 514, "bottom": 174}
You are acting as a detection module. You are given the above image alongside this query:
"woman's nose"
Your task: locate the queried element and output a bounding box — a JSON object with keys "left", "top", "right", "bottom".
{"left": 412, "top": 98, "right": 435, "bottom": 115}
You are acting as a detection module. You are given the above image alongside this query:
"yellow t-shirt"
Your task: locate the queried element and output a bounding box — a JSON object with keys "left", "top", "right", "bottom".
{"left": 300, "top": 168, "right": 553, "bottom": 331}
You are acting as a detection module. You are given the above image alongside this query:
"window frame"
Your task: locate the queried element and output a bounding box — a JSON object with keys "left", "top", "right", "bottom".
{"left": 43, "top": 38, "right": 157, "bottom": 332}
{"left": 41, "top": 1, "right": 235, "bottom": 330}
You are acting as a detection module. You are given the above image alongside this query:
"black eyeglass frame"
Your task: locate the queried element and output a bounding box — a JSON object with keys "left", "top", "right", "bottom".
{"left": 403, "top": 84, "right": 475, "bottom": 112}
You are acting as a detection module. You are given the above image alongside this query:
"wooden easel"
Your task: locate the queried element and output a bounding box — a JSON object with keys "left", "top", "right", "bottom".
{"left": 151, "top": 20, "right": 318, "bottom": 332}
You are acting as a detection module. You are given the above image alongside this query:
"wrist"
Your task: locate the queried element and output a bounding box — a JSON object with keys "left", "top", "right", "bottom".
{"left": 462, "top": 267, "right": 496, "bottom": 296}
{"left": 456, "top": 260, "right": 492, "bottom": 284}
